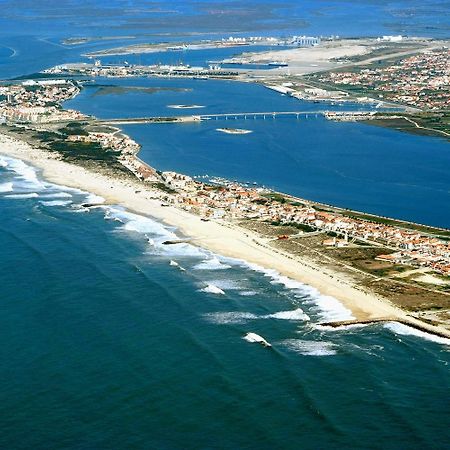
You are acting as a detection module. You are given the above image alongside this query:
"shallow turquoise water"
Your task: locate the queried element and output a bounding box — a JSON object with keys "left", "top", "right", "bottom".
{"left": 0, "top": 155, "right": 449, "bottom": 449}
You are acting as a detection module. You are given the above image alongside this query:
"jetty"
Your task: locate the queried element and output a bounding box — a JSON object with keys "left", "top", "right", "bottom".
{"left": 319, "top": 318, "right": 450, "bottom": 339}
{"left": 162, "top": 239, "right": 192, "bottom": 245}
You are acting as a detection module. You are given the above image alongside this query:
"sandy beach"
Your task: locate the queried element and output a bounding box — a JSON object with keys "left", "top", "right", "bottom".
{"left": 1, "top": 132, "right": 449, "bottom": 338}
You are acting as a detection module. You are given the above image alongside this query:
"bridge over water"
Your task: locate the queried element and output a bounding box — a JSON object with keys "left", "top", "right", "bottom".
{"left": 98, "top": 110, "right": 374, "bottom": 125}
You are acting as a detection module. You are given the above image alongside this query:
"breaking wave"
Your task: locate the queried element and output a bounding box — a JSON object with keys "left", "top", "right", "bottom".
{"left": 5, "top": 192, "right": 39, "bottom": 199}
{"left": 203, "top": 307, "right": 310, "bottom": 324}
{"left": 200, "top": 284, "right": 226, "bottom": 295}
{"left": 280, "top": 339, "right": 338, "bottom": 356}
{"left": 193, "top": 257, "right": 231, "bottom": 271}
{"left": 384, "top": 322, "right": 450, "bottom": 346}
{"left": 40, "top": 200, "right": 73, "bottom": 207}
{"left": 0, "top": 182, "right": 14, "bottom": 192}
{"left": 243, "top": 261, "right": 354, "bottom": 322}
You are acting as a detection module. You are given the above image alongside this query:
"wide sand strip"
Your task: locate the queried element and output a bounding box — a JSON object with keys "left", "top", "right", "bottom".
{"left": 1, "top": 133, "right": 449, "bottom": 339}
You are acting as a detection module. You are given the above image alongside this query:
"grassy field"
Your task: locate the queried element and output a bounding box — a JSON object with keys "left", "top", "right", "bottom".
{"left": 363, "top": 111, "right": 450, "bottom": 139}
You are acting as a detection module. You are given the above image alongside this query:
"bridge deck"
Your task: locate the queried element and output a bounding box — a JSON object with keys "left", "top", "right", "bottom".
{"left": 98, "top": 110, "right": 374, "bottom": 124}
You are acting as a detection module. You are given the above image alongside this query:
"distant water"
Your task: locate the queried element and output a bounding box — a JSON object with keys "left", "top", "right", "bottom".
{"left": 98, "top": 44, "right": 291, "bottom": 69}
{"left": 1, "top": 0, "right": 450, "bottom": 78}
{"left": 66, "top": 78, "right": 450, "bottom": 228}
{"left": 1, "top": 154, "right": 449, "bottom": 449}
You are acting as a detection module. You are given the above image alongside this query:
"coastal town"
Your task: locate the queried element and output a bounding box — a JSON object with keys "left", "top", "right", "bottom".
{"left": 309, "top": 48, "right": 450, "bottom": 110}
{"left": 0, "top": 79, "right": 85, "bottom": 123}
{"left": 156, "top": 171, "right": 450, "bottom": 277}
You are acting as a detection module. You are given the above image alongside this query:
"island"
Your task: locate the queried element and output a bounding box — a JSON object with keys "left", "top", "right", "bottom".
{"left": 216, "top": 128, "right": 253, "bottom": 134}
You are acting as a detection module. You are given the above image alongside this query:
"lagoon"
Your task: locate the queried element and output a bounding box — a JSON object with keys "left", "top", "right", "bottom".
{"left": 66, "top": 78, "right": 450, "bottom": 228}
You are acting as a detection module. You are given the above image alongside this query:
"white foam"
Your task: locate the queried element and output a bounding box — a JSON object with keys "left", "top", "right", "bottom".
{"left": 200, "top": 284, "right": 225, "bottom": 295}
{"left": 314, "top": 323, "right": 369, "bottom": 332}
{"left": 50, "top": 185, "right": 84, "bottom": 195}
{"left": 39, "top": 200, "right": 73, "bottom": 207}
{"left": 0, "top": 156, "right": 99, "bottom": 205}
{"left": 72, "top": 208, "right": 86, "bottom": 213}
{"left": 155, "top": 242, "right": 205, "bottom": 258}
{"left": 5, "top": 193, "right": 39, "bottom": 199}
{"left": 40, "top": 192, "right": 73, "bottom": 199}
{"left": 264, "top": 308, "right": 310, "bottom": 321}
{"left": 270, "top": 274, "right": 307, "bottom": 290}
{"left": 207, "top": 279, "right": 242, "bottom": 290}
{"left": 85, "top": 193, "right": 105, "bottom": 204}
{"left": 243, "top": 332, "right": 271, "bottom": 347}
{"left": 239, "top": 290, "right": 258, "bottom": 296}
{"left": 311, "top": 295, "right": 355, "bottom": 322}
{"left": 384, "top": 322, "right": 450, "bottom": 346}
{"left": 281, "top": 339, "right": 337, "bottom": 356}
{"left": 104, "top": 207, "right": 125, "bottom": 223}
{"left": 203, "top": 307, "right": 310, "bottom": 325}
{"left": 203, "top": 312, "right": 258, "bottom": 324}
{"left": 243, "top": 261, "right": 354, "bottom": 321}
{"left": 0, "top": 182, "right": 14, "bottom": 192}
{"left": 193, "top": 257, "right": 231, "bottom": 271}
{"left": 5, "top": 157, "right": 43, "bottom": 187}
{"left": 106, "top": 207, "right": 177, "bottom": 239}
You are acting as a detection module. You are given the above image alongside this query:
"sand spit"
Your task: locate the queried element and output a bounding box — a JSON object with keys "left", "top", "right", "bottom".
{"left": 1, "top": 132, "right": 449, "bottom": 339}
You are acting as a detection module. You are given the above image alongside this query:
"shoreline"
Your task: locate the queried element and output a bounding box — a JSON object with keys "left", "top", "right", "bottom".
{"left": 1, "top": 132, "right": 449, "bottom": 340}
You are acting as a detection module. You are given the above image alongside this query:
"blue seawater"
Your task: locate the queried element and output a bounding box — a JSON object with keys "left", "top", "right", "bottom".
{"left": 0, "top": 154, "right": 449, "bottom": 450}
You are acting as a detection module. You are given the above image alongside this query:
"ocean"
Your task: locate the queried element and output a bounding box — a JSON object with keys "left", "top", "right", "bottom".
{"left": 1, "top": 155, "right": 449, "bottom": 449}
{"left": 1, "top": 1, "right": 450, "bottom": 448}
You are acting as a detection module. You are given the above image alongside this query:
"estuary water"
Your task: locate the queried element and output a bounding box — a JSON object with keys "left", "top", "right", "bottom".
{"left": 1, "top": 155, "right": 449, "bottom": 449}
{"left": 66, "top": 78, "right": 450, "bottom": 228}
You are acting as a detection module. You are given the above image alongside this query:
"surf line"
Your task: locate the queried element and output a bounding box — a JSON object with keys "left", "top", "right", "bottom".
{"left": 320, "top": 318, "right": 450, "bottom": 340}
